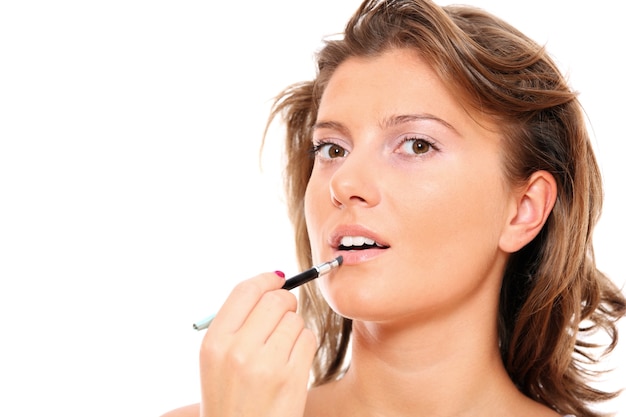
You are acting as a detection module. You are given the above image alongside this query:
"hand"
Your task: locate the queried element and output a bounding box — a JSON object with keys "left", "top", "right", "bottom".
{"left": 199, "top": 272, "right": 317, "bottom": 417}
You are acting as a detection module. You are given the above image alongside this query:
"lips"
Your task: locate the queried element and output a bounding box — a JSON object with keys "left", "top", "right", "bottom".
{"left": 329, "top": 226, "right": 390, "bottom": 264}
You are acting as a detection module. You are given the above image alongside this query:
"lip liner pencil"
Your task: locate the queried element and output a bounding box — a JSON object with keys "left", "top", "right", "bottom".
{"left": 192, "top": 255, "right": 343, "bottom": 331}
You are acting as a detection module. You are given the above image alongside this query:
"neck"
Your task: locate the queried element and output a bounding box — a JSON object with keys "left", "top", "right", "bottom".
{"left": 335, "top": 287, "right": 528, "bottom": 417}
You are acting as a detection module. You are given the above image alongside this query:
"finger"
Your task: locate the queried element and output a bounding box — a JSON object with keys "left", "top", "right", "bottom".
{"left": 262, "top": 310, "right": 306, "bottom": 362}
{"left": 287, "top": 326, "right": 317, "bottom": 372}
{"left": 238, "top": 289, "right": 298, "bottom": 344}
{"left": 209, "top": 272, "right": 285, "bottom": 334}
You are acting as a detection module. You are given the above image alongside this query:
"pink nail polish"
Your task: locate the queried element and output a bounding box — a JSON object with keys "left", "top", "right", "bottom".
{"left": 274, "top": 270, "right": 285, "bottom": 278}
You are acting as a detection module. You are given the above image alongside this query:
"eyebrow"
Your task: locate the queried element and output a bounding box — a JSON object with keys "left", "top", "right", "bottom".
{"left": 380, "top": 113, "right": 458, "bottom": 134}
{"left": 313, "top": 113, "right": 458, "bottom": 135}
{"left": 312, "top": 120, "right": 349, "bottom": 134}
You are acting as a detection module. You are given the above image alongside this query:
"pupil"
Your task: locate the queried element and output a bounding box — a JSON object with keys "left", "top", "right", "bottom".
{"left": 414, "top": 141, "right": 425, "bottom": 153}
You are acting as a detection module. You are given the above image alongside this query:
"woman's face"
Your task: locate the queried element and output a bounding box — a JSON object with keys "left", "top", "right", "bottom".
{"left": 304, "top": 48, "right": 516, "bottom": 323}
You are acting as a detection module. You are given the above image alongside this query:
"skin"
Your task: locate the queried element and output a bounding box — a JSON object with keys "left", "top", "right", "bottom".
{"left": 161, "top": 48, "right": 558, "bottom": 417}
{"left": 302, "top": 48, "right": 558, "bottom": 417}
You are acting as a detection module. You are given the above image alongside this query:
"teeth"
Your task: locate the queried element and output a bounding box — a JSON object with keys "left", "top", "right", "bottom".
{"left": 340, "top": 236, "right": 379, "bottom": 248}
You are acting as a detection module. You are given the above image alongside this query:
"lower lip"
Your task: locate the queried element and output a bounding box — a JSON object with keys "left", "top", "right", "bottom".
{"left": 334, "top": 248, "right": 388, "bottom": 265}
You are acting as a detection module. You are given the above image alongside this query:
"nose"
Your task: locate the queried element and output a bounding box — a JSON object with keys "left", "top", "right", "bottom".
{"left": 329, "top": 149, "right": 381, "bottom": 209}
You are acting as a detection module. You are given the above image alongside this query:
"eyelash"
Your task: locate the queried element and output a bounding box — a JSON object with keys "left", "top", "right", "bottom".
{"left": 310, "top": 141, "right": 342, "bottom": 157}
{"left": 398, "top": 136, "right": 439, "bottom": 155}
{"left": 310, "top": 136, "right": 439, "bottom": 160}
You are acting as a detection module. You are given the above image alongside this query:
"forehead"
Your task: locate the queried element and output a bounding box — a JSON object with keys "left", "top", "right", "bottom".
{"left": 317, "top": 48, "right": 499, "bottom": 136}
{"left": 320, "top": 48, "right": 447, "bottom": 108}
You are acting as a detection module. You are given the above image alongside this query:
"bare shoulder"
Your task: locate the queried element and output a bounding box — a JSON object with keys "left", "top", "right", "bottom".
{"left": 160, "top": 403, "right": 200, "bottom": 417}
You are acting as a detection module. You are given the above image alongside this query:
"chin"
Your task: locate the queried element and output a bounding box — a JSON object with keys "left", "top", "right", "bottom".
{"left": 319, "top": 282, "right": 395, "bottom": 322}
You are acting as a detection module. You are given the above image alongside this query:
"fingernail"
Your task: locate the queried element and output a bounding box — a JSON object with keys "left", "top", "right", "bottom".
{"left": 274, "top": 270, "right": 285, "bottom": 278}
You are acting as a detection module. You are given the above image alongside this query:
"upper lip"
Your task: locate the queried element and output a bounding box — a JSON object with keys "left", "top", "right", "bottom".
{"left": 329, "top": 225, "right": 391, "bottom": 249}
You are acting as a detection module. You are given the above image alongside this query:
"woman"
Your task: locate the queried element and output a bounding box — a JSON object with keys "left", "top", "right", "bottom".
{"left": 163, "top": 1, "right": 625, "bottom": 416}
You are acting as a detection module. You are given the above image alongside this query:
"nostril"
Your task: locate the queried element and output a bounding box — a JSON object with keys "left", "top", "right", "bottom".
{"left": 331, "top": 192, "right": 369, "bottom": 209}
{"left": 349, "top": 195, "right": 368, "bottom": 203}
{"left": 328, "top": 160, "right": 380, "bottom": 208}
{"left": 331, "top": 194, "right": 343, "bottom": 208}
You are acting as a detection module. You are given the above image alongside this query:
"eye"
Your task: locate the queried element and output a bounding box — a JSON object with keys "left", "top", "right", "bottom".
{"left": 399, "top": 137, "right": 436, "bottom": 156}
{"left": 312, "top": 141, "right": 349, "bottom": 160}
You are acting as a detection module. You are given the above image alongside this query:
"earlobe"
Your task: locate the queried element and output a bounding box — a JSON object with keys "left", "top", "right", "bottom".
{"left": 499, "top": 171, "right": 557, "bottom": 253}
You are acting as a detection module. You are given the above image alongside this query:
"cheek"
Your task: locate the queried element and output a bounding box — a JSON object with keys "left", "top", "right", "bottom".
{"left": 303, "top": 179, "right": 324, "bottom": 259}
{"left": 396, "top": 162, "right": 509, "bottom": 266}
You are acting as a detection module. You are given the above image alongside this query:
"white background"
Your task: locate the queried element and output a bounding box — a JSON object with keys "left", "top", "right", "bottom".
{"left": 1, "top": 1, "right": 624, "bottom": 416}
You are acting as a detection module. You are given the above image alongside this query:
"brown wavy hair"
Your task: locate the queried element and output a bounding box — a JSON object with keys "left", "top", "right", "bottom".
{"left": 265, "top": 1, "right": 626, "bottom": 415}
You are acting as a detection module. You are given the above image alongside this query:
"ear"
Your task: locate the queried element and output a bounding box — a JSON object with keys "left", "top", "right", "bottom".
{"left": 499, "top": 170, "right": 557, "bottom": 253}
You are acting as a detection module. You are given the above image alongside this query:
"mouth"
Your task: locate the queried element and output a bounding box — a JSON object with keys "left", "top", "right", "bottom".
{"left": 328, "top": 227, "right": 391, "bottom": 265}
{"left": 338, "top": 235, "right": 390, "bottom": 251}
